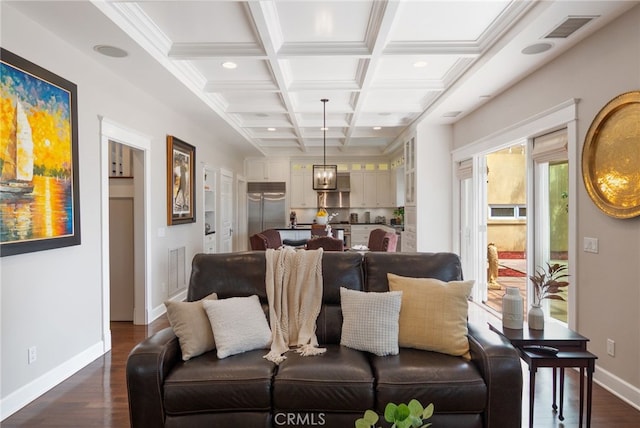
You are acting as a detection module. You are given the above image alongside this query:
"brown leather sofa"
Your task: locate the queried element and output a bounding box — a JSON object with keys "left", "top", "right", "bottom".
{"left": 127, "top": 251, "right": 522, "bottom": 428}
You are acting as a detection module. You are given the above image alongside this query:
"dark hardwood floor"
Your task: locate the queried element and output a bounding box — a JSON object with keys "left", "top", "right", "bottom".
{"left": 3, "top": 316, "right": 639, "bottom": 427}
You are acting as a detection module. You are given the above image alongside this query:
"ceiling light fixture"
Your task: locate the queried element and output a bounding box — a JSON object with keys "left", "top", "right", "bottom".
{"left": 413, "top": 60, "right": 428, "bottom": 68}
{"left": 267, "top": 127, "right": 276, "bottom": 131}
{"left": 93, "top": 45, "right": 128, "bottom": 58}
{"left": 313, "top": 99, "right": 337, "bottom": 190}
{"left": 221, "top": 61, "right": 237, "bottom": 69}
{"left": 373, "top": 126, "right": 382, "bottom": 130}
{"left": 521, "top": 42, "right": 553, "bottom": 55}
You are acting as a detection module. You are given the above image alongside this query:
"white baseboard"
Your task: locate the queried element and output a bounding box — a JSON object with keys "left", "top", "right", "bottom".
{"left": 0, "top": 341, "right": 105, "bottom": 421}
{"left": 148, "top": 289, "right": 186, "bottom": 323}
{"left": 594, "top": 364, "right": 640, "bottom": 411}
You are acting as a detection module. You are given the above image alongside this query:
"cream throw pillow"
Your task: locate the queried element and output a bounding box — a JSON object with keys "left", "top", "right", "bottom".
{"left": 165, "top": 292, "right": 218, "bottom": 361}
{"left": 388, "top": 273, "right": 474, "bottom": 359}
{"left": 203, "top": 295, "right": 272, "bottom": 359}
{"left": 340, "top": 287, "right": 403, "bottom": 356}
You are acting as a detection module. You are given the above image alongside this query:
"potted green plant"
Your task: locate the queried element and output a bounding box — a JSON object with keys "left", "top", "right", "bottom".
{"left": 356, "top": 399, "right": 434, "bottom": 428}
{"left": 528, "top": 262, "right": 569, "bottom": 330}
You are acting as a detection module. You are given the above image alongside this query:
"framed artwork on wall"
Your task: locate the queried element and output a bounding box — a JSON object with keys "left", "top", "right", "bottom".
{"left": 167, "top": 135, "right": 196, "bottom": 225}
{"left": 0, "top": 48, "right": 81, "bottom": 257}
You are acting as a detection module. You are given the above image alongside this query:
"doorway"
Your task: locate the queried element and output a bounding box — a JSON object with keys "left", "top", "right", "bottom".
{"left": 100, "top": 118, "right": 152, "bottom": 352}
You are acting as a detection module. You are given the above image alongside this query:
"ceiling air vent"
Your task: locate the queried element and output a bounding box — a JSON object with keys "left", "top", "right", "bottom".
{"left": 442, "top": 111, "right": 462, "bottom": 118}
{"left": 544, "top": 16, "right": 597, "bottom": 39}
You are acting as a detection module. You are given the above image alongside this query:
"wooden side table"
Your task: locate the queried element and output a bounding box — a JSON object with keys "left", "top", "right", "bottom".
{"left": 489, "top": 320, "right": 598, "bottom": 428}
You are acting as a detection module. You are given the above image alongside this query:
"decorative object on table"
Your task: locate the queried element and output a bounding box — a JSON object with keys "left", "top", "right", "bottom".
{"left": 312, "top": 98, "right": 337, "bottom": 190}
{"left": 316, "top": 208, "right": 328, "bottom": 225}
{"left": 582, "top": 90, "right": 640, "bottom": 219}
{"left": 167, "top": 135, "right": 196, "bottom": 225}
{"left": 289, "top": 210, "right": 297, "bottom": 228}
{"left": 0, "top": 48, "right": 81, "bottom": 257}
{"left": 355, "top": 398, "right": 434, "bottom": 428}
{"left": 528, "top": 262, "right": 569, "bottom": 330}
{"left": 502, "top": 286, "right": 524, "bottom": 329}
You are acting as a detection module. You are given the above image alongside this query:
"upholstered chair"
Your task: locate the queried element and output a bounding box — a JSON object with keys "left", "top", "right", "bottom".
{"left": 250, "top": 229, "right": 283, "bottom": 250}
{"left": 305, "top": 236, "right": 345, "bottom": 251}
{"left": 261, "top": 229, "right": 283, "bottom": 248}
{"left": 367, "top": 228, "right": 398, "bottom": 252}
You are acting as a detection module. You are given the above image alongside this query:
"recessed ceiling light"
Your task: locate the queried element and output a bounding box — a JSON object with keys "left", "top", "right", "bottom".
{"left": 413, "top": 61, "right": 428, "bottom": 68}
{"left": 320, "top": 127, "right": 328, "bottom": 131}
{"left": 267, "top": 127, "right": 276, "bottom": 131}
{"left": 521, "top": 43, "right": 553, "bottom": 55}
{"left": 93, "top": 45, "right": 128, "bottom": 58}
{"left": 222, "top": 61, "right": 237, "bottom": 69}
{"left": 373, "top": 126, "right": 382, "bottom": 130}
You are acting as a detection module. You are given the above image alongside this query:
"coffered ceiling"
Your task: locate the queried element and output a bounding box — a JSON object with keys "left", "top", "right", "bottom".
{"left": 6, "top": 1, "right": 637, "bottom": 158}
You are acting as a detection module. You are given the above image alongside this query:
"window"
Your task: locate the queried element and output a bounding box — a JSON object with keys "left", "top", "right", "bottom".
{"left": 489, "top": 205, "right": 527, "bottom": 219}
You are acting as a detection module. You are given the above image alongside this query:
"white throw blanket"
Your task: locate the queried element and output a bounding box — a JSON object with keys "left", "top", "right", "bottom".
{"left": 264, "top": 246, "right": 327, "bottom": 364}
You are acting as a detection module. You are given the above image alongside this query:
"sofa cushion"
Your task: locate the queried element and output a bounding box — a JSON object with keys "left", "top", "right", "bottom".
{"left": 164, "top": 292, "right": 218, "bottom": 361}
{"left": 339, "top": 287, "right": 402, "bottom": 356}
{"left": 364, "top": 252, "right": 463, "bottom": 293}
{"left": 273, "top": 344, "right": 374, "bottom": 412}
{"left": 388, "top": 273, "right": 473, "bottom": 358}
{"left": 371, "top": 348, "right": 487, "bottom": 414}
{"left": 163, "top": 350, "right": 275, "bottom": 414}
{"left": 203, "top": 295, "right": 272, "bottom": 359}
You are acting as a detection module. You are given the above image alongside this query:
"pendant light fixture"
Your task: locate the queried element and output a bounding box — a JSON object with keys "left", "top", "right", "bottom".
{"left": 313, "top": 98, "right": 337, "bottom": 190}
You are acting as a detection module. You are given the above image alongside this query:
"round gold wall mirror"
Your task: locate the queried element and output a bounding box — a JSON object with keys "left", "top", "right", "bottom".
{"left": 582, "top": 91, "right": 640, "bottom": 219}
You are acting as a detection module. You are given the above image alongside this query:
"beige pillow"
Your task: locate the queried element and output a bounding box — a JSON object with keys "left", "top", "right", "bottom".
{"left": 165, "top": 292, "right": 218, "bottom": 361}
{"left": 340, "top": 287, "right": 403, "bottom": 356}
{"left": 387, "top": 273, "right": 474, "bottom": 359}
{"left": 203, "top": 295, "right": 272, "bottom": 359}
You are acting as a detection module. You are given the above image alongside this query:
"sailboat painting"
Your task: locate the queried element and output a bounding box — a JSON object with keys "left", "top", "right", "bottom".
{"left": 1, "top": 48, "right": 80, "bottom": 256}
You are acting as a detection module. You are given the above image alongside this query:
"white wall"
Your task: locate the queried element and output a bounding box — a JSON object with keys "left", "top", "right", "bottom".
{"left": 0, "top": 4, "right": 245, "bottom": 418}
{"left": 415, "top": 123, "right": 453, "bottom": 252}
{"left": 453, "top": 5, "right": 640, "bottom": 407}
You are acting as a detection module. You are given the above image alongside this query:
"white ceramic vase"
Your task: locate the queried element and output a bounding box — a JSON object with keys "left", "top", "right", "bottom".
{"left": 502, "top": 287, "right": 523, "bottom": 329}
{"left": 528, "top": 304, "right": 545, "bottom": 330}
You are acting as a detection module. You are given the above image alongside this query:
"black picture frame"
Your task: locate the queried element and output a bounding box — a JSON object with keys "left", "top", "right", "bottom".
{"left": 167, "top": 135, "right": 196, "bottom": 225}
{"left": 0, "top": 48, "right": 81, "bottom": 257}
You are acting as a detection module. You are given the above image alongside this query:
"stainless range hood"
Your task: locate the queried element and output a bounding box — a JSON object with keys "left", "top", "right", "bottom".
{"left": 317, "top": 173, "right": 350, "bottom": 208}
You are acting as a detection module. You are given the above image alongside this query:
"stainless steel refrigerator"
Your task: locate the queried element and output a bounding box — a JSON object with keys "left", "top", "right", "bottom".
{"left": 247, "top": 182, "right": 286, "bottom": 237}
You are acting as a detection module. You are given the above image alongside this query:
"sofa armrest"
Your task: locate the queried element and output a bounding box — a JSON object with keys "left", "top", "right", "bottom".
{"left": 126, "top": 327, "right": 181, "bottom": 428}
{"left": 467, "top": 322, "right": 523, "bottom": 428}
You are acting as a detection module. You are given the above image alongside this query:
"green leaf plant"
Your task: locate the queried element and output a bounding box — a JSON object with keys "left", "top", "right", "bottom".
{"left": 355, "top": 399, "right": 434, "bottom": 428}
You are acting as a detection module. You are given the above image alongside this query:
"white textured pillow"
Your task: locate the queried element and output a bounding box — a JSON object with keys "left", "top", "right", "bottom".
{"left": 203, "top": 295, "right": 272, "bottom": 359}
{"left": 165, "top": 292, "right": 218, "bottom": 361}
{"left": 340, "top": 287, "right": 402, "bottom": 356}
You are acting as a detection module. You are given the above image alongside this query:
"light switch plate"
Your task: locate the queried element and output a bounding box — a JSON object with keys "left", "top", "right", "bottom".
{"left": 583, "top": 237, "right": 598, "bottom": 253}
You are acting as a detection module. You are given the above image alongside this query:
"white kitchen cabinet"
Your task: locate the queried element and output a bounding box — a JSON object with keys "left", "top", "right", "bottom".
{"left": 404, "top": 136, "right": 416, "bottom": 206}
{"left": 246, "top": 158, "right": 289, "bottom": 182}
{"left": 290, "top": 168, "right": 317, "bottom": 208}
{"left": 375, "top": 170, "right": 393, "bottom": 207}
{"left": 350, "top": 170, "right": 392, "bottom": 208}
{"left": 401, "top": 205, "right": 416, "bottom": 252}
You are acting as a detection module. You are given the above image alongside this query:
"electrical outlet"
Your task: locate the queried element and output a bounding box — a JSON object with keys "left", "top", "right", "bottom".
{"left": 28, "top": 346, "right": 37, "bottom": 364}
{"left": 583, "top": 237, "right": 599, "bottom": 253}
{"left": 607, "top": 339, "right": 615, "bottom": 356}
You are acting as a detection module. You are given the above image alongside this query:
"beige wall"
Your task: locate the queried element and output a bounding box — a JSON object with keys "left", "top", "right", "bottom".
{"left": 1, "top": 3, "right": 246, "bottom": 417}
{"left": 453, "top": 4, "right": 640, "bottom": 405}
